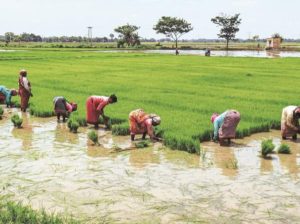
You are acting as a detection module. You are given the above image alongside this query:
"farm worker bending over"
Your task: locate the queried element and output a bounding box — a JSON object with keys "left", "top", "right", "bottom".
{"left": 129, "top": 109, "right": 161, "bottom": 141}
{"left": 281, "top": 106, "right": 300, "bottom": 140}
{"left": 53, "top": 96, "right": 77, "bottom": 122}
{"left": 211, "top": 110, "right": 240, "bottom": 145}
{"left": 18, "top": 69, "right": 32, "bottom": 112}
{"left": 0, "top": 85, "right": 18, "bottom": 107}
{"left": 86, "top": 94, "right": 117, "bottom": 129}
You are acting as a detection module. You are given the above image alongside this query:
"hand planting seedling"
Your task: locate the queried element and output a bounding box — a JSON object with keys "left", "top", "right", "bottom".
{"left": 277, "top": 143, "right": 291, "bottom": 154}
{"left": 261, "top": 139, "right": 275, "bottom": 157}
{"left": 88, "top": 130, "right": 99, "bottom": 145}
{"left": 11, "top": 114, "right": 23, "bottom": 128}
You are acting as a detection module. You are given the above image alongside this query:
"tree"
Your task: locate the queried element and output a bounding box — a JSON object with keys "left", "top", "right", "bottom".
{"left": 153, "top": 16, "right": 193, "bottom": 54}
{"left": 4, "top": 32, "right": 15, "bottom": 45}
{"left": 272, "top": 33, "right": 283, "bottom": 43}
{"left": 114, "top": 24, "right": 140, "bottom": 47}
{"left": 109, "top": 33, "right": 114, "bottom": 41}
{"left": 252, "top": 35, "right": 259, "bottom": 42}
{"left": 211, "top": 13, "right": 242, "bottom": 50}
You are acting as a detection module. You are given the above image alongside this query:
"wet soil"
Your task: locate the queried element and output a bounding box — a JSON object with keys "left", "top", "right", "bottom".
{"left": 0, "top": 110, "right": 299, "bottom": 223}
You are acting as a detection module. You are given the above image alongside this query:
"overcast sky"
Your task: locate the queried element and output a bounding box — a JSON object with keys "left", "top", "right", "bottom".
{"left": 0, "top": 0, "right": 299, "bottom": 39}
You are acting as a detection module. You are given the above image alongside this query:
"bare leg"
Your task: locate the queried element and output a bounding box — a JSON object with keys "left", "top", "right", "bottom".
{"left": 142, "top": 132, "right": 147, "bottom": 140}
{"left": 57, "top": 114, "right": 60, "bottom": 121}
{"left": 131, "top": 134, "right": 135, "bottom": 141}
{"left": 62, "top": 115, "right": 66, "bottom": 123}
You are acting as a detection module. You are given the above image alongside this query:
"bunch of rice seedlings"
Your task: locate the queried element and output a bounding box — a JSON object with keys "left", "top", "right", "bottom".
{"left": 0, "top": 107, "right": 3, "bottom": 119}
{"left": 112, "top": 123, "right": 130, "bottom": 136}
{"left": 261, "top": 139, "right": 275, "bottom": 157}
{"left": 135, "top": 140, "right": 150, "bottom": 148}
{"left": 277, "top": 143, "right": 291, "bottom": 154}
{"left": 88, "top": 130, "right": 99, "bottom": 145}
{"left": 67, "top": 112, "right": 81, "bottom": 133}
{"left": 11, "top": 114, "right": 23, "bottom": 128}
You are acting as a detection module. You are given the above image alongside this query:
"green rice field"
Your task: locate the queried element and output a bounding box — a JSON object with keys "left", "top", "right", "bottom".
{"left": 0, "top": 49, "right": 300, "bottom": 152}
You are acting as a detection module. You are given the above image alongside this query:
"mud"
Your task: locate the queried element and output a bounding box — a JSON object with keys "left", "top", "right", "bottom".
{"left": 0, "top": 110, "right": 299, "bottom": 223}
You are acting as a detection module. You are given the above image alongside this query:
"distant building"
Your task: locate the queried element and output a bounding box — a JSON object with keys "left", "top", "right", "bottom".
{"left": 266, "top": 37, "right": 281, "bottom": 50}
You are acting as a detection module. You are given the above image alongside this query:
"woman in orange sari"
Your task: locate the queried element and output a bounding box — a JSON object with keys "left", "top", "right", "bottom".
{"left": 129, "top": 109, "right": 161, "bottom": 141}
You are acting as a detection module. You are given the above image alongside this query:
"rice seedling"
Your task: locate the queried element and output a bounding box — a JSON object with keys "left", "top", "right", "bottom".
{"left": 277, "top": 143, "right": 291, "bottom": 154}
{"left": 1, "top": 49, "right": 299, "bottom": 153}
{"left": 261, "top": 139, "right": 275, "bottom": 157}
{"left": 11, "top": 114, "right": 23, "bottom": 128}
{"left": 88, "top": 130, "right": 99, "bottom": 145}
{"left": 135, "top": 140, "right": 151, "bottom": 148}
{"left": 0, "top": 198, "right": 79, "bottom": 224}
{"left": 0, "top": 107, "right": 3, "bottom": 119}
{"left": 225, "top": 159, "right": 239, "bottom": 169}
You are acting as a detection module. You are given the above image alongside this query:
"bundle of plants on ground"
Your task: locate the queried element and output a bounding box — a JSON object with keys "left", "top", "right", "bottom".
{"left": 88, "top": 130, "right": 99, "bottom": 145}
{"left": 0, "top": 199, "right": 78, "bottom": 224}
{"left": 67, "top": 112, "right": 80, "bottom": 133}
{"left": 277, "top": 143, "right": 291, "bottom": 154}
{"left": 0, "top": 107, "right": 3, "bottom": 119}
{"left": 261, "top": 139, "right": 275, "bottom": 157}
{"left": 11, "top": 114, "right": 23, "bottom": 128}
{"left": 135, "top": 140, "right": 151, "bottom": 148}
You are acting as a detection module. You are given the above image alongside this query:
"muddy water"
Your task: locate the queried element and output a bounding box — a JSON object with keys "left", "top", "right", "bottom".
{"left": 0, "top": 111, "right": 300, "bottom": 223}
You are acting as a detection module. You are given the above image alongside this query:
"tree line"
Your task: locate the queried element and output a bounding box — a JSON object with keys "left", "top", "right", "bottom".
{"left": 0, "top": 14, "right": 287, "bottom": 52}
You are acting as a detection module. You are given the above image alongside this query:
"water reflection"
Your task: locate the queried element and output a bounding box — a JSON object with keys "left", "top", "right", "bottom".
{"left": 0, "top": 114, "right": 300, "bottom": 223}
{"left": 11, "top": 113, "right": 33, "bottom": 151}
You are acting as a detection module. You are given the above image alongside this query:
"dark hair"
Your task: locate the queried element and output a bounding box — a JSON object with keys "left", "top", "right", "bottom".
{"left": 109, "top": 94, "right": 118, "bottom": 103}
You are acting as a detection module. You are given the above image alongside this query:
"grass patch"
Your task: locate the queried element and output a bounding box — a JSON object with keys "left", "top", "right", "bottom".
{"left": 277, "top": 143, "right": 291, "bottom": 154}
{"left": 261, "top": 139, "right": 275, "bottom": 157}
{"left": 0, "top": 198, "right": 78, "bottom": 224}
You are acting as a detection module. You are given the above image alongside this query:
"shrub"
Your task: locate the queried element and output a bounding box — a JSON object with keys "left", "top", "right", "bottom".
{"left": 278, "top": 144, "right": 291, "bottom": 154}
{"left": 261, "top": 139, "right": 275, "bottom": 157}
{"left": 0, "top": 107, "right": 3, "bottom": 119}
{"left": 88, "top": 130, "right": 99, "bottom": 145}
{"left": 11, "top": 114, "right": 23, "bottom": 128}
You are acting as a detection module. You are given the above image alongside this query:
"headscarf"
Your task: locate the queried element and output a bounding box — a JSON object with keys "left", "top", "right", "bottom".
{"left": 10, "top": 89, "right": 18, "bottom": 96}
{"left": 70, "top": 102, "right": 78, "bottom": 111}
{"left": 19, "top": 69, "right": 27, "bottom": 77}
{"left": 149, "top": 114, "right": 161, "bottom": 126}
{"left": 211, "top": 113, "right": 219, "bottom": 123}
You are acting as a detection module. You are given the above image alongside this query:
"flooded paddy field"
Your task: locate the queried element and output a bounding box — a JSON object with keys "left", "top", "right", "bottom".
{"left": 0, "top": 110, "right": 300, "bottom": 223}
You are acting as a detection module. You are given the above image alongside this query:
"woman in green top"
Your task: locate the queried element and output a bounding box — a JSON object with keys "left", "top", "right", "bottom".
{"left": 0, "top": 85, "right": 18, "bottom": 107}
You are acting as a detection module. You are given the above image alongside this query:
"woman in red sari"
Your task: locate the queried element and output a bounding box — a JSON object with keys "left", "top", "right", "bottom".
{"left": 86, "top": 94, "right": 117, "bottom": 128}
{"left": 18, "top": 69, "right": 32, "bottom": 112}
